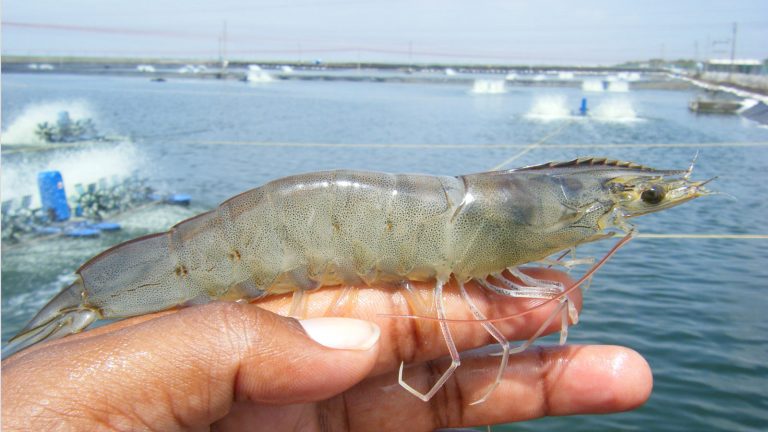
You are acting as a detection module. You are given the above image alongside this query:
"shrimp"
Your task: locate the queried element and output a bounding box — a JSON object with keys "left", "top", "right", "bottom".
{"left": 5, "top": 157, "right": 712, "bottom": 403}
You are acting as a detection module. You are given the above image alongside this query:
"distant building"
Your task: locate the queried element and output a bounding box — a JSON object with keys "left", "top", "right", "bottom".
{"left": 704, "top": 59, "right": 764, "bottom": 75}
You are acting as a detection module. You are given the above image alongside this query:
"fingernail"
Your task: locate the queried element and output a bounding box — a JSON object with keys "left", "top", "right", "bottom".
{"left": 299, "top": 317, "right": 380, "bottom": 351}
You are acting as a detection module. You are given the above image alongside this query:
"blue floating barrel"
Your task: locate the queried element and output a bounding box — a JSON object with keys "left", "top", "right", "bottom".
{"left": 579, "top": 97, "right": 588, "bottom": 116}
{"left": 166, "top": 193, "right": 191, "bottom": 206}
{"left": 90, "top": 221, "right": 121, "bottom": 231}
{"left": 66, "top": 227, "right": 101, "bottom": 238}
{"left": 37, "top": 171, "right": 71, "bottom": 221}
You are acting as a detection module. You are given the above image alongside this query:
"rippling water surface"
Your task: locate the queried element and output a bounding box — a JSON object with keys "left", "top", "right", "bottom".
{"left": 2, "top": 72, "right": 767, "bottom": 431}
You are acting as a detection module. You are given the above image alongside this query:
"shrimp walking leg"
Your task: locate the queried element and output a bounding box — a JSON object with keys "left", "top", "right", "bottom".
{"left": 508, "top": 268, "right": 578, "bottom": 338}
{"left": 540, "top": 248, "right": 594, "bottom": 341}
{"left": 489, "top": 298, "right": 568, "bottom": 359}
{"left": 288, "top": 290, "right": 306, "bottom": 318}
{"left": 538, "top": 256, "right": 596, "bottom": 269}
{"left": 457, "top": 281, "right": 508, "bottom": 405}
{"left": 482, "top": 273, "right": 563, "bottom": 299}
{"left": 398, "top": 279, "right": 461, "bottom": 402}
{"left": 402, "top": 281, "right": 433, "bottom": 314}
{"left": 478, "top": 272, "right": 574, "bottom": 344}
{"left": 324, "top": 286, "right": 358, "bottom": 316}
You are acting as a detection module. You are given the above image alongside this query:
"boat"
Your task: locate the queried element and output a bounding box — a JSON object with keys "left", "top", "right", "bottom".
{"left": 688, "top": 98, "right": 742, "bottom": 114}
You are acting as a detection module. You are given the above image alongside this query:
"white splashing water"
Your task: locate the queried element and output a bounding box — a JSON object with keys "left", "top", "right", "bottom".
{"left": 2, "top": 100, "right": 99, "bottom": 145}
{"left": 525, "top": 95, "right": 571, "bottom": 120}
{"left": 606, "top": 81, "right": 630, "bottom": 92}
{"left": 246, "top": 71, "right": 273, "bottom": 83}
{"left": 591, "top": 98, "right": 641, "bottom": 122}
{"left": 1, "top": 143, "right": 146, "bottom": 207}
{"left": 582, "top": 80, "right": 605, "bottom": 92}
{"left": 471, "top": 79, "right": 506, "bottom": 94}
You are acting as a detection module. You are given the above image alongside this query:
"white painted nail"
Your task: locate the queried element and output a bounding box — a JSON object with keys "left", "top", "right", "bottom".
{"left": 299, "top": 317, "right": 380, "bottom": 351}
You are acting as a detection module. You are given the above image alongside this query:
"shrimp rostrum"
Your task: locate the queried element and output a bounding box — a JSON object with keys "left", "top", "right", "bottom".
{"left": 6, "top": 157, "right": 711, "bottom": 402}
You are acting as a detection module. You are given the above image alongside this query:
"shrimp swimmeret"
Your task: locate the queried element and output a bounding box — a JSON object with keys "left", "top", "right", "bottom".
{"left": 6, "top": 157, "right": 712, "bottom": 403}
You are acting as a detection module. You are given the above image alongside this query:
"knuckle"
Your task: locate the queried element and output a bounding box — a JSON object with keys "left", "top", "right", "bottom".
{"left": 184, "top": 302, "right": 264, "bottom": 358}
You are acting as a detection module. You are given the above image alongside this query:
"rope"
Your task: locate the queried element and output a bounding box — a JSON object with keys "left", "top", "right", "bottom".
{"left": 637, "top": 233, "right": 768, "bottom": 239}
{"left": 487, "top": 127, "right": 768, "bottom": 240}
{"left": 175, "top": 140, "right": 768, "bottom": 150}
{"left": 489, "top": 120, "right": 574, "bottom": 171}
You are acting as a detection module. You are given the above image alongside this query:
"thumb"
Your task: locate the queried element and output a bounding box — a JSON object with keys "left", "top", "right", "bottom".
{"left": 233, "top": 310, "right": 382, "bottom": 405}
{"left": 1, "top": 303, "right": 381, "bottom": 430}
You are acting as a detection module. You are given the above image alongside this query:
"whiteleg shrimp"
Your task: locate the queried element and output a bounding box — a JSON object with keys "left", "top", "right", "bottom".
{"left": 5, "top": 157, "right": 711, "bottom": 403}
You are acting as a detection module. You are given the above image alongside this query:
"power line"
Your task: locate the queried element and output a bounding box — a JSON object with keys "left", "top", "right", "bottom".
{"left": 3, "top": 21, "right": 212, "bottom": 39}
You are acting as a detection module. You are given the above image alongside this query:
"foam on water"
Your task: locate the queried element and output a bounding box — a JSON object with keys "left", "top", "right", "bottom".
{"left": 524, "top": 95, "right": 571, "bottom": 120}
{"left": 606, "top": 80, "right": 630, "bottom": 92}
{"left": 246, "top": 70, "right": 273, "bottom": 83}
{"left": 524, "top": 95, "right": 641, "bottom": 123}
{"left": 582, "top": 80, "right": 604, "bottom": 92}
{"left": 1, "top": 143, "right": 145, "bottom": 206}
{"left": 471, "top": 79, "right": 506, "bottom": 94}
{"left": 2, "top": 100, "right": 98, "bottom": 145}
{"left": 591, "top": 98, "right": 642, "bottom": 122}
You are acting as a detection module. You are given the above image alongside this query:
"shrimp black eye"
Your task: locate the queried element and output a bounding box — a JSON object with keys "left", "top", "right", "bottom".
{"left": 641, "top": 185, "right": 665, "bottom": 205}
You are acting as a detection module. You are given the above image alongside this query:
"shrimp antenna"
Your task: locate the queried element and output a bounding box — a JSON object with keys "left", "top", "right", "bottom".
{"left": 379, "top": 230, "right": 636, "bottom": 325}
{"left": 698, "top": 176, "right": 718, "bottom": 188}
{"left": 685, "top": 150, "right": 700, "bottom": 179}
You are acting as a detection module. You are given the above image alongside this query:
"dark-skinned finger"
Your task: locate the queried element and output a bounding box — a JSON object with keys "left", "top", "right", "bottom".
{"left": 333, "top": 344, "right": 652, "bottom": 431}
{"left": 2, "top": 303, "right": 380, "bottom": 431}
{"left": 255, "top": 268, "right": 582, "bottom": 375}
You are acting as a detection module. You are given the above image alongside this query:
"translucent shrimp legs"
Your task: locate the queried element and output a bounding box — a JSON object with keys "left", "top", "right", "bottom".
{"left": 395, "top": 230, "right": 635, "bottom": 404}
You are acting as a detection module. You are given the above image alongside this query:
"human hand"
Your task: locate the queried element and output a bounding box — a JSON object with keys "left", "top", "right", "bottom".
{"left": 1, "top": 269, "right": 652, "bottom": 431}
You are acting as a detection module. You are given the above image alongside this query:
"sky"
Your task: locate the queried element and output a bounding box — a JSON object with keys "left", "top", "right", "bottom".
{"left": 2, "top": 0, "right": 767, "bottom": 65}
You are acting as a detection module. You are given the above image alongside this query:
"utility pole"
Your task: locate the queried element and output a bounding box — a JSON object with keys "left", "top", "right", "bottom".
{"left": 297, "top": 42, "right": 303, "bottom": 64}
{"left": 221, "top": 21, "right": 228, "bottom": 70}
{"left": 728, "top": 22, "right": 737, "bottom": 78}
{"left": 694, "top": 41, "right": 699, "bottom": 62}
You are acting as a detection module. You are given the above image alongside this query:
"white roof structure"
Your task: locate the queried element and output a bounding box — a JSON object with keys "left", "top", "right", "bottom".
{"left": 707, "top": 59, "right": 762, "bottom": 66}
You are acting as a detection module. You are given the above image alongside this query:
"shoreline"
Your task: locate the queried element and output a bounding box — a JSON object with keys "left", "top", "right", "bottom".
{"left": 2, "top": 55, "right": 659, "bottom": 73}
{"left": 2, "top": 60, "right": 692, "bottom": 91}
